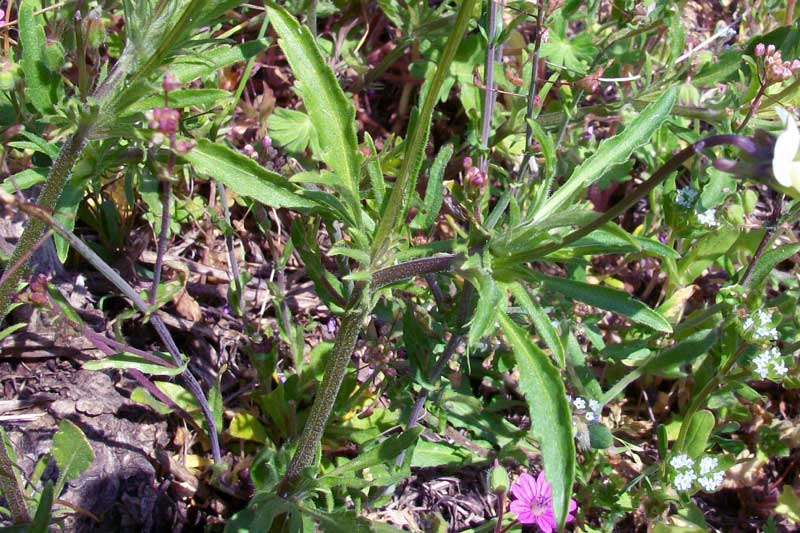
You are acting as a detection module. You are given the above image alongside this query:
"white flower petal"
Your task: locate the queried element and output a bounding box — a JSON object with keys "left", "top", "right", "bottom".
{"left": 773, "top": 109, "right": 800, "bottom": 187}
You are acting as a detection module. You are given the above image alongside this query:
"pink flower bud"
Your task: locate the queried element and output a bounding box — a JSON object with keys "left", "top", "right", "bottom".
{"left": 0, "top": 9, "right": 5, "bottom": 26}
{"left": 462, "top": 156, "right": 473, "bottom": 169}
{"left": 261, "top": 135, "right": 273, "bottom": 149}
{"left": 767, "top": 44, "right": 776, "bottom": 56}
{"left": 162, "top": 72, "right": 181, "bottom": 93}
{"left": 148, "top": 107, "right": 180, "bottom": 136}
{"left": 175, "top": 139, "right": 196, "bottom": 154}
{"left": 755, "top": 43, "right": 765, "bottom": 56}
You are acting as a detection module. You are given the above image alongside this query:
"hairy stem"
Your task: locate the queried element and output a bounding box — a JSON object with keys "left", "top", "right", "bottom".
{"left": 0, "top": 123, "right": 91, "bottom": 323}
{"left": 0, "top": 436, "right": 29, "bottom": 524}
{"left": 277, "top": 291, "right": 370, "bottom": 494}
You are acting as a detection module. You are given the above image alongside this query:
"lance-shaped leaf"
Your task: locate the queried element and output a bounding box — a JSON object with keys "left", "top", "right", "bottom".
{"left": 182, "top": 139, "right": 315, "bottom": 209}
{"left": 537, "top": 87, "right": 677, "bottom": 222}
{"left": 265, "top": 2, "right": 362, "bottom": 226}
{"left": 531, "top": 271, "right": 673, "bottom": 333}
{"left": 371, "top": 0, "right": 477, "bottom": 260}
{"left": 499, "top": 311, "right": 575, "bottom": 530}
{"left": 741, "top": 242, "right": 800, "bottom": 291}
{"left": 20, "top": 0, "right": 61, "bottom": 115}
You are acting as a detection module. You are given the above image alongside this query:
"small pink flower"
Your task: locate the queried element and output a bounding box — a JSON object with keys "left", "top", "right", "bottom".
{"left": 146, "top": 107, "right": 180, "bottom": 136}
{"left": 162, "top": 71, "right": 181, "bottom": 93}
{"left": 508, "top": 472, "right": 577, "bottom": 533}
{"left": 462, "top": 156, "right": 473, "bottom": 169}
{"left": 0, "top": 9, "right": 5, "bottom": 26}
{"left": 755, "top": 43, "right": 765, "bottom": 56}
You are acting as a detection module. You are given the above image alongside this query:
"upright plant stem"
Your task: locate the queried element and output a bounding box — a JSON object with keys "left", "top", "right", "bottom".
{"left": 277, "top": 292, "right": 370, "bottom": 494}
{"left": 0, "top": 437, "right": 29, "bottom": 524}
{"left": 517, "top": 0, "right": 546, "bottom": 186}
{"left": 307, "top": 0, "right": 317, "bottom": 39}
{"left": 478, "top": 0, "right": 501, "bottom": 173}
{"left": 216, "top": 181, "right": 245, "bottom": 315}
{"left": 0, "top": 122, "right": 91, "bottom": 323}
{"left": 150, "top": 180, "right": 172, "bottom": 305}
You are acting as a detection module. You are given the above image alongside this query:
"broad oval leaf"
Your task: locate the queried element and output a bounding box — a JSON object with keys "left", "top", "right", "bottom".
{"left": 265, "top": 2, "right": 362, "bottom": 224}
{"left": 52, "top": 419, "right": 94, "bottom": 486}
{"left": 182, "top": 139, "right": 315, "bottom": 209}
{"left": 499, "top": 311, "right": 575, "bottom": 530}
{"left": 537, "top": 87, "right": 678, "bottom": 222}
{"left": 681, "top": 410, "right": 716, "bottom": 458}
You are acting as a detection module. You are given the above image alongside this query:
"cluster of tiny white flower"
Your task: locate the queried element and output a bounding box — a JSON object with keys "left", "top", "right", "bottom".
{"left": 570, "top": 396, "right": 602, "bottom": 422}
{"left": 675, "top": 187, "right": 699, "bottom": 208}
{"left": 697, "top": 208, "right": 719, "bottom": 227}
{"left": 753, "top": 346, "right": 789, "bottom": 380}
{"left": 742, "top": 310, "right": 779, "bottom": 342}
{"left": 670, "top": 454, "right": 725, "bottom": 492}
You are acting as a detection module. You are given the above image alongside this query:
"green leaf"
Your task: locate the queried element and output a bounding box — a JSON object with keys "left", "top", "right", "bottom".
{"left": 83, "top": 352, "right": 186, "bottom": 376}
{"left": 266, "top": 3, "right": 362, "bottom": 225}
{"left": 417, "top": 144, "right": 452, "bottom": 229}
{"left": 551, "top": 226, "right": 679, "bottom": 260}
{"left": 499, "top": 311, "right": 575, "bottom": 530}
{"left": 52, "top": 420, "right": 94, "bottom": 496}
{"left": 123, "top": 89, "right": 230, "bottom": 115}
{"left": 601, "top": 329, "right": 717, "bottom": 403}
{"left": 371, "top": 0, "right": 477, "bottom": 259}
{"left": 537, "top": 87, "right": 677, "bottom": 222}
{"left": 28, "top": 480, "right": 53, "bottom": 533}
{"left": 509, "top": 283, "right": 566, "bottom": 367}
{"left": 1, "top": 168, "right": 48, "bottom": 194}
{"left": 364, "top": 132, "right": 385, "bottom": 207}
{"left": 182, "top": 139, "right": 315, "bottom": 209}
{"left": 467, "top": 270, "right": 502, "bottom": 347}
{"left": 130, "top": 387, "right": 173, "bottom": 415}
{"left": 776, "top": 485, "right": 800, "bottom": 524}
{"left": 677, "top": 227, "right": 739, "bottom": 285}
{"left": 319, "top": 427, "right": 423, "bottom": 484}
{"left": 19, "top": 0, "right": 60, "bottom": 115}
{"left": 742, "top": 242, "right": 800, "bottom": 291}
{"left": 680, "top": 410, "right": 715, "bottom": 458}
{"left": 229, "top": 412, "right": 268, "bottom": 443}
{"left": 531, "top": 271, "right": 673, "bottom": 333}
{"left": 268, "top": 107, "right": 318, "bottom": 153}
{"left": 539, "top": 15, "right": 597, "bottom": 76}
{"left": 167, "top": 39, "right": 270, "bottom": 84}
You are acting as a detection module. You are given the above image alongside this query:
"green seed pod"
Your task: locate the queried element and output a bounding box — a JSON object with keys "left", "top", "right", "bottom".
{"left": 489, "top": 461, "right": 509, "bottom": 494}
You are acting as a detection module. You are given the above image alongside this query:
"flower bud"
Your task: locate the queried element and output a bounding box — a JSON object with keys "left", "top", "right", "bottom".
{"left": 755, "top": 43, "right": 766, "bottom": 56}
{"left": 162, "top": 71, "right": 181, "bottom": 93}
{"left": 489, "top": 460, "right": 509, "bottom": 494}
{"left": 85, "top": 8, "right": 106, "bottom": 49}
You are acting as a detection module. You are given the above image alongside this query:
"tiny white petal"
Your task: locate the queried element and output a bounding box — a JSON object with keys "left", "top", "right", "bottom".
{"left": 773, "top": 108, "right": 800, "bottom": 188}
